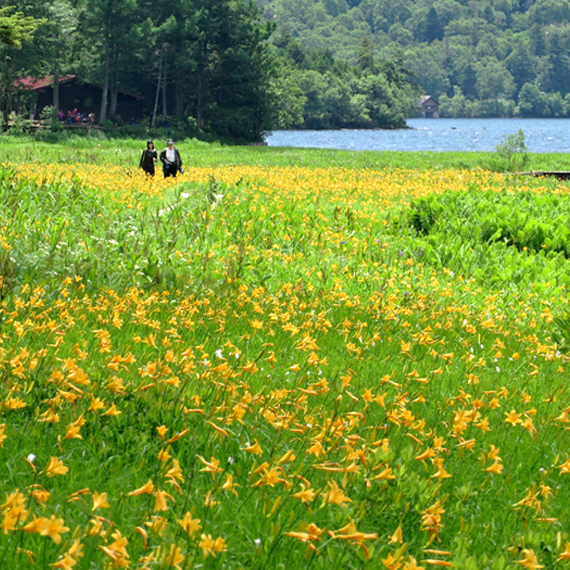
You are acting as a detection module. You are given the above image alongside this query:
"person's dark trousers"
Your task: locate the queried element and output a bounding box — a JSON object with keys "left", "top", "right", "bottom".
{"left": 164, "top": 165, "right": 178, "bottom": 178}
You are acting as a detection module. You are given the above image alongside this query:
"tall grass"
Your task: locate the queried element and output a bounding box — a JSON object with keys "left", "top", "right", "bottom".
{"left": 1, "top": 152, "right": 570, "bottom": 569}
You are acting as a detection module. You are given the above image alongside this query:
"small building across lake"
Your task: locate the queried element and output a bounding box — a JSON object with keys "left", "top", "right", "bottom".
{"left": 419, "top": 95, "right": 439, "bottom": 118}
{"left": 14, "top": 75, "right": 144, "bottom": 122}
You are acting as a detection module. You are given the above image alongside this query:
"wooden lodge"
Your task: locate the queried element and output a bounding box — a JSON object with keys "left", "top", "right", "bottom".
{"left": 13, "top": 75, "right": 144, "bottom": 123}
{"left": 419, "top": 95, "right": 439, "bottom": 118}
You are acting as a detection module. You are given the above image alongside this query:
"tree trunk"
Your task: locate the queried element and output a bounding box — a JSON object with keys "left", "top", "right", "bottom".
{"left": 161, "top": 59, "right": 168, "bottom": 124}
{"left": 100, "top": 40, "right": 110, "bottom": 122}
{"left": 195, "top": 39, "right": 207, "bottom": 130}
{"left": 53, "top": 49, "right": 60, "bottom": 112}
{"left": 110, "top": 88, "right": 118, "bottom": 119}
{"left": 109, "top": 53, "right": 118, "bottom": 118}
{"left": 2, "top": 52, "right": 10, "bottom": 130}
{"left": 175, "top": 73, "right": 183, "bottom": 119}
{"left": 151, "top": 48, "right": 163, "bottom": 128}
{"left": 196, "top": 72, "right": 204, "bottom": 130}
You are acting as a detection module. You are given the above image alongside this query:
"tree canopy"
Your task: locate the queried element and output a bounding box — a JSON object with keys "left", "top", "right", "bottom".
{"left": 4, "top": 0, "right": 570, "bottom": 136}
{"left": 0, "top": 7, "right": 44, "bottom": 48}
{"left": 0, "top": 0, "right": 423, "bottom": 139}
{"left": 259, "top": 0, "right": 570, "bottom": 118}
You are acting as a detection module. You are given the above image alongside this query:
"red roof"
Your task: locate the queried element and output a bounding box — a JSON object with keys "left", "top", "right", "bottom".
{"left": 14, "top": 75, "right": 77, "bottom": 90}
{"left": 14, "top": 75, "right": 144, "bottom": 100}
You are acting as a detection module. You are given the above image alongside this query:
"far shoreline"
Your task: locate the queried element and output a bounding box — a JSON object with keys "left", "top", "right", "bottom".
{"left": 265, "top": 118, "right": 570, "bottom": 153}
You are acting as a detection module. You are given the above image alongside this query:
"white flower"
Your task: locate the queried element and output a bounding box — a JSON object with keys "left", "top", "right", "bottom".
{"left": 254, "top": 538, "right": 261, "bottom": 547}
{"left": 27, "top": 454, "right": 36, "bottom": 463}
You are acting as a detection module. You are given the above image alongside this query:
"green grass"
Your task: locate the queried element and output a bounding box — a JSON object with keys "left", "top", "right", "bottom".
{"left": 1, "top": 143, "right": 570, "bottom": 569}
{"left": 5, "top": 134, "right": 570, "bottom": 171}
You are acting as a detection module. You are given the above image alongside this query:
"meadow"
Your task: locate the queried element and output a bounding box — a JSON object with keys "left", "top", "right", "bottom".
{"left": 1, "top": 137, "right": 570, "bottom": 569}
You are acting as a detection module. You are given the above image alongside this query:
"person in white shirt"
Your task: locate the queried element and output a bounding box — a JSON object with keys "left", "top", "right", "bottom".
{"left": 159, "top": 139, "right": 183, "bottom": 178}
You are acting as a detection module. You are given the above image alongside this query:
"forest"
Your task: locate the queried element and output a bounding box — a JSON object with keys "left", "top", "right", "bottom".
{"left": 0, "top": 0, "right": 421, "bottom": 140}
{"left": 2, "top": 0, "right": 569, "bottom": 141}
{"left": 260, "top": 0, "right": 570, "bottom": 119}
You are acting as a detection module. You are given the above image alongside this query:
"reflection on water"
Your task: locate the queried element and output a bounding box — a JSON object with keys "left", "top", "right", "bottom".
{"left": 266, "top": 118, "right": 570, "bottom": 153}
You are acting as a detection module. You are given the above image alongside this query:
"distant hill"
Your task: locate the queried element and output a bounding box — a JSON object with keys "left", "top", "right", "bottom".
{"left": 259, "top": 0, "right": 570, "bottom": 117}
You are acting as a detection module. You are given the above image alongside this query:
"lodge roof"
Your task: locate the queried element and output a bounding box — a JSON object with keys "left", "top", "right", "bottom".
{"left": 420, "top": 95, "right": 439, "bottom": 105}
{"left": 14, "top": 75, "right": 144, "bottom": 100}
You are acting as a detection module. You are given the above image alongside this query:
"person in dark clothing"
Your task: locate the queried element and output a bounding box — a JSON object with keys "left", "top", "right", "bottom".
{"left": 140, "top": 140, "right": 158, "bottom": 177}
{"left": 160, "top": 139, "right": 183, "bottom": 178}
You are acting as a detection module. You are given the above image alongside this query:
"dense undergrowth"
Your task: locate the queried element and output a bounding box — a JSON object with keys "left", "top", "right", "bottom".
{"left": 1, "top": 155, "right": 570, "bottom": 569}
{"left": 396, "top": 185, "right": 570, "bottom": 292}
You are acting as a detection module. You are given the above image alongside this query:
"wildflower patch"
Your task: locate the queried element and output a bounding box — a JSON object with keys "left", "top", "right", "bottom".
{"left": 0, "top": 161, "right": 570, "bottom": 568}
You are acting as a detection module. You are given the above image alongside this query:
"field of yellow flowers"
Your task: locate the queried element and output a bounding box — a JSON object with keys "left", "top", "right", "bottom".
{"left": 1, "top": 154, "right": 570, "bottom": 569}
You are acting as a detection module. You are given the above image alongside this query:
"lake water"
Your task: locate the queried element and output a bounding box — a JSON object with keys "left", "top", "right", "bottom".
{"left": 266, "top": 118, "right": 570, "bottom": 153}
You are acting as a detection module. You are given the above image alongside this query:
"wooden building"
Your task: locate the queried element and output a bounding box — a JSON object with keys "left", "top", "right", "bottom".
{"left": 419, "top": 95, "right": 439, "bottom": 118}
{"left": 14, "top": 75, "right": 144, "bottom": 122}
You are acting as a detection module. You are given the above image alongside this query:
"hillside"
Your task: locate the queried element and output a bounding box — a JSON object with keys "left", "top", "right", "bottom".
{"left": 260, "top": 0, "right": 570, "bottom": 117}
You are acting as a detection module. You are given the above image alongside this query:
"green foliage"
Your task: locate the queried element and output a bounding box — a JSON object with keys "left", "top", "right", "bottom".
{"left": 0, "top": 6, "right": 45, "bottom": 47}
{"left": 397, "top": 184, "right": 570, "bottom": 291}
{"left": 3, "top": 148, "right": 570, "bottom": 567}
{"left": 271, "top": 30, "right": 421, "bottom": 128}
{"left": 5, "top": 137, "right": 570, "bottom": 172}
{"left": 552, "top": 315, "right": 570, "bottom": 353}
{"left": 39, "top": 105, "right": 64, "bottom": 132}
{"left": 261, "top": 0, "right": 570, "bottom": 117}
{"left": 8, "top": 111, "right": 32, "bottom": 134}
{"left": 0, "top": 170, "right": 231, "bottom": 291}
{"left": 4, "top": 0, "right": 281, "bottom": 142}
{"left": 265, "top": 63, "right": 307, "bottom": 128}
{"left": 494, "top": 128, "right": 529, "bottom": 172}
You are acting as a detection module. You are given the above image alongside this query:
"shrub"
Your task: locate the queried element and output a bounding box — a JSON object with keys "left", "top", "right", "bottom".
{"left": 39, "top": 106, "right": 64, "bottom": 132}
{"left": 494, "top": 128, "right": 529, "bottom": 172}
